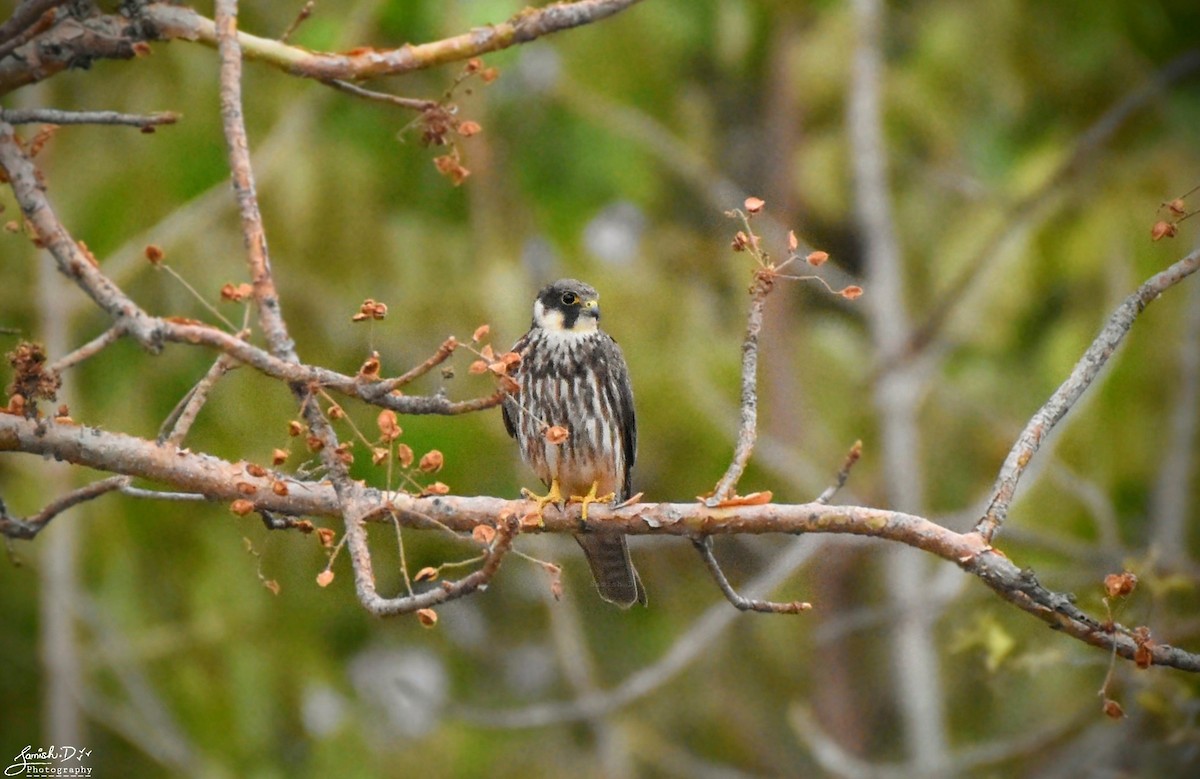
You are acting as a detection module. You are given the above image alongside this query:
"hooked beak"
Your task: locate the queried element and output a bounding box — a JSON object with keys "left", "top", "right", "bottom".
{"left": 582, "top": 299, "right": 600, "bottom": 320}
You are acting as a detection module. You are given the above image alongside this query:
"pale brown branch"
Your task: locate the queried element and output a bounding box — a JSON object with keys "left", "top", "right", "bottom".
{"left": 215, "top": 0, "right": 292, "bottom": 362}
{"left": 142, "top": 0, "right": 646, "bottom": 83}
{"left": 708, "top": 271, "right": 773, "bottom": 504}
{"left": 3, "top": 412, "right": 1196, "bottom": 671}
{"left": 977, "top": 247, "right": 1200, "bottom": 542}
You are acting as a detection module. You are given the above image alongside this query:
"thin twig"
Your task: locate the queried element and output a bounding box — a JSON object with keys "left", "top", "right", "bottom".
{"left": 119, "top": 487, "right": 207, "bottom": 502}
{"left": 708, "top": 271, "right": 773, "bottom": 504}
{"left": 47, "top": 324, "right": 123, "bottom": 374}
{"left": 157, "top": 263, "right": 240, "bottom": 331}
{"left": 692, "top": 537, "right": 811, "bottom": 614}
{"left": 815, "top": 440, "right": 864, "bottom": 504}
{"left": 158, "top": 353, "right": 239, "bottom": 445}
{"left": 0, "top": 108, "right": 180, "bottom": 128}
{"left": 0, "top": 476, "right": 128, "bottom": 540}
{"left": 380, "top": 336, "right": 460, "bottom": 390}
{"left": 390, "top": 510, "right": 416, "bottom": 598}
{"left": 323, "top": 79, "right": 438, "bottom": 112}
{"left": 977, "top": 247, "right": 1200, "bottom": 542}
{"left": 279, "top": 0, "right": 316, "bottom": 43}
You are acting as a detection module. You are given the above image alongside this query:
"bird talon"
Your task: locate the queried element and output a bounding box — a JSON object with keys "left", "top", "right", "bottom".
{"left": 569, "top": 481, "right": 616, "bottom": 523}
{"left": 521, "top": 480, "right": 563, "bottom": 527}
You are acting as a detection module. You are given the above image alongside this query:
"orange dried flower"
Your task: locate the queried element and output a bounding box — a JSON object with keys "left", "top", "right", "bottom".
{"left": 1151, "top": 220, "right": 1178, "bottom": 241}
{"left": 419, "top": 450, "right": 444, "bottom": 473}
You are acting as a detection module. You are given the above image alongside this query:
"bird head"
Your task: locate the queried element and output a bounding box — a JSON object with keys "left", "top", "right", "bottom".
{"left": 532, "top": 279, "right": 601, "bottom": 333}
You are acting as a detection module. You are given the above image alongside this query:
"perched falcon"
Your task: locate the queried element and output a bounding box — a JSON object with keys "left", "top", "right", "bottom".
{"left": 503, "top": 279, "right": 646, "bottom": 607}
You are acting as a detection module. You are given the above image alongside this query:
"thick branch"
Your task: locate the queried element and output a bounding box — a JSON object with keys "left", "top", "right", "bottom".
{"left": 0, "top": 11, "right": 141, "bottom": 96}
{"left": 141, "top": 0, "right": 644, "bottom": 82}
{"left": 2, "top": 413, "right": 1197, "bottom": 671}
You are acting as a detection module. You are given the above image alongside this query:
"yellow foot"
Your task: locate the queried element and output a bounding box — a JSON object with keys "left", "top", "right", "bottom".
{"left": 569, "top": 481, "right": 616, "bottom": 522}
{"left": 521, "top": 479, "right": 563, "bottom": 527}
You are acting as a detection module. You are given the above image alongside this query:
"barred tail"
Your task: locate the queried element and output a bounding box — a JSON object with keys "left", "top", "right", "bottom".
{"left": 575, "top": 534, "right": 647, "bottom": 608}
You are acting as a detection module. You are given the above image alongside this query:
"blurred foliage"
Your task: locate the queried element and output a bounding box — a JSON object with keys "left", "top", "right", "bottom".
{"left": 3, "top": 0, "right": 1200, "bottom": 776}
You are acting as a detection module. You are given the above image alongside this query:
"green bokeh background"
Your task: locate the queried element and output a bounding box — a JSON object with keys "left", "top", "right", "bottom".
{"left": 3, "top": 1, "right": 1200, "bottom": 776}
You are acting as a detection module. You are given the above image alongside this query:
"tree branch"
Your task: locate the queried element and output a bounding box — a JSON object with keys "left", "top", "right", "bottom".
{"left": 977, "top": 246, "right": 1200, "bottom": 542}
{"left": 2, "top": 412, "right": 1196, "bottom": 671}
{"left": 0, "top": 108, "right": 180, "bottom": 128}
{"left": 0, "top": 120, "right": 166, "bottom": 351}
{"left": 345, "top": 509, "right": 519, "bottom": 616}
{"left": 141, "top": 0, "right": 645, "bottom": 83}
{"left": 708, "top": 271, "right": 771, "bottom": 503}
{"left": 0, "top": 117, "right": 502, "bottom": 417}
{"left": 692, "top": 537, "right": 811, "bottom": 613}
{"left": 0, "top": 10, "right": 141, "bottom": 96}
{"left": 0, "top": 476, "right": 127, "bottom": 540}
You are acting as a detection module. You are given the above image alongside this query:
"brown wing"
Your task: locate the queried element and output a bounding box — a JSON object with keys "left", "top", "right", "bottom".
{"left": 502, "top": 331, "right": 531, "bottom": 440}
{"left": 605, "top": 335, "right": 637, "bottom": 502}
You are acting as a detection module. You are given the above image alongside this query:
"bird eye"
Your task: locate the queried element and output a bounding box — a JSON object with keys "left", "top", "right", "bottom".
{"left": 561, "top": 292, "right": 578, "bottom": 305}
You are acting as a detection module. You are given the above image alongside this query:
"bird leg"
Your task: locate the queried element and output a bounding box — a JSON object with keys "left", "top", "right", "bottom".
{"left": 520, "top": 479, "right": 564, "bottom": 527}
{"left": 569, "top": 481, "right": 616, "bottom": 523}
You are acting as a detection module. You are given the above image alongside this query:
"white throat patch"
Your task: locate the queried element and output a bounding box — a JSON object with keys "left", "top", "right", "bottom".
{"left": 533, "top": 299, "right": 599, "bottom": 335}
